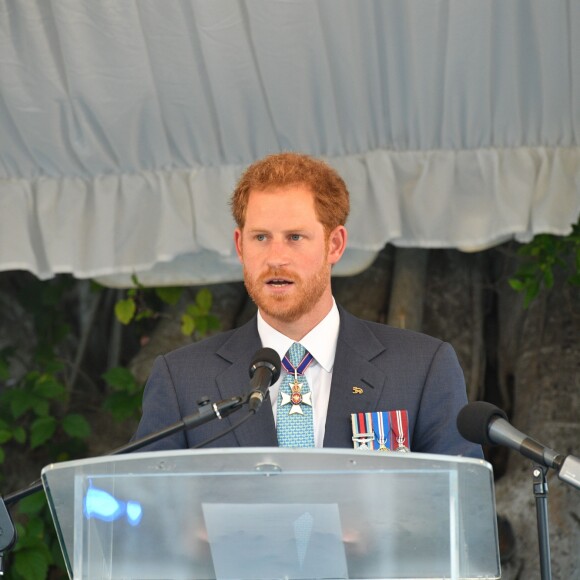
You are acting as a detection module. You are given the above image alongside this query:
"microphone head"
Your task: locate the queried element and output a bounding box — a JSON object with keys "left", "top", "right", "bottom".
{"left": 456, "top": 401, "right": 508, "bottom": 446}
{"left": 249, "top": 347, "right": 281, "bottom": 384}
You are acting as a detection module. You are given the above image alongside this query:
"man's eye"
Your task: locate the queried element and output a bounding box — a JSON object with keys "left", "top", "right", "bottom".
{"left": 290, "top": 234, "right": 302, "bottom": 241}
{"left": 256, "top": 234, "right": 266, "bottom": 241}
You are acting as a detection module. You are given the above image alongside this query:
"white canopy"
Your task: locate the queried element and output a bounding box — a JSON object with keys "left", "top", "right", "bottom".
{"left": 1, "top": 0, "right": 579, "bottom": 286}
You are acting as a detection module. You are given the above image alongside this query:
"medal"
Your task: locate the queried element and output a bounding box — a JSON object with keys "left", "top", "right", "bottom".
{"left": 389, "top": 410, "right": 410, "bottom": 452}
{"left": 372, "top": 411, "right": 391, "bottom": 451}
{"left": 351, "top": 410, "right": 410, "bottom": 452}
{"left": 280, "top": 370, "right": 312, "bottom": 415}
{"left": 351, "top": 412, "right": 374, "bottom": 450}
{"left": 280, "top": 353, "right": 314, "bottom": 416}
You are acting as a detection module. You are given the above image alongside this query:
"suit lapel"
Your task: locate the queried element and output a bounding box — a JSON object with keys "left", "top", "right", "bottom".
{"left": 212, "top": 308, "right": 389, "bottom": 449}
{"left": 324, "top": 308, "right": 387, "bottom": 447}
{"left": 215, "top": 318, "right": 278, "bottom": 447}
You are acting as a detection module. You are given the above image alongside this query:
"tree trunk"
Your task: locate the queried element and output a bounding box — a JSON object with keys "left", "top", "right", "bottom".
{"left": 493, "top": 256, "right": 580, "bottom": 579}
{"left": 387, "top": 248, "right": 429, "bottom": 330}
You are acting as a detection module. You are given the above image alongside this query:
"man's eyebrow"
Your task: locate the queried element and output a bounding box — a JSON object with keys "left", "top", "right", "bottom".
{"left": 246, "top": 227, "right": 310, "bottom": 234}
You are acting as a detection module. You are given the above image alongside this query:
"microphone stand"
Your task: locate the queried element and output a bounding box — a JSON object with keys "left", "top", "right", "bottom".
{"left": 532, "top": 464, "right": 552, "bottom": 580}
{"left": 0, "top": 393, "right": 245, "bottom": 574}
{"left": 457, "top": 403, "right": 580, "bottom": 579}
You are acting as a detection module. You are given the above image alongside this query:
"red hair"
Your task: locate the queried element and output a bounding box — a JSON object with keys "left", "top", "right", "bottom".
{"left": 231, "top": 152, "right": 350, "bottom": 233}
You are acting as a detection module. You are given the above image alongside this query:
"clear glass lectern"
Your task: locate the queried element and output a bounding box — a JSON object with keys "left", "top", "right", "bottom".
{"left": 41, "top": 448, "right": 500, "bottom": 579}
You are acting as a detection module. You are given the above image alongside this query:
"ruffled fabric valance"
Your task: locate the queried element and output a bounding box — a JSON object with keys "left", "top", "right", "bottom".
{"left": 1, "top": 0, "right": 578, "bottom": 285}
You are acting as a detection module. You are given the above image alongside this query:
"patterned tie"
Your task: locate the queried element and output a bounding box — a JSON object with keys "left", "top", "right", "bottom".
{"left": 276, "top": 342, "right": 315, "bottom": 447}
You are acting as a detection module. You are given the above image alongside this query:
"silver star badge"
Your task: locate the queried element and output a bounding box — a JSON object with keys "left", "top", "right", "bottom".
{"left": 280, "top": 378, "right": 312, "bottom": 415}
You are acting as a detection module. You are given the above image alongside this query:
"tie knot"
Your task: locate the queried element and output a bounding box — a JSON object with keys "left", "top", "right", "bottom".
{"left": 286, "top": 342, "right": 307, "bottom": 368}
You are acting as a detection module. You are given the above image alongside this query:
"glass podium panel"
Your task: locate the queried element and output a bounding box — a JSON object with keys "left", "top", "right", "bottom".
{"left": 41, "top": 448, "right": 500, "bottom": 579}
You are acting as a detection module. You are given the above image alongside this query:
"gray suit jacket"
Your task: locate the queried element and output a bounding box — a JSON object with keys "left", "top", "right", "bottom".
{"left": 134, "top": 306, "right": 482, "bottom": 458}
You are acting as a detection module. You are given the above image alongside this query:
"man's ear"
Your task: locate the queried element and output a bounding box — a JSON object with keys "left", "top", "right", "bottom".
{"left": 327, "top": 225, "right": 348, "bottom": 265}
{"left": 234, "top": 228, "right": 243, "bottom": 263}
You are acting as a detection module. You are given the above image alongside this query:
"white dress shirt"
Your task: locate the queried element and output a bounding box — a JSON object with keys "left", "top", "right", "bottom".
{"left": 257, "top": 300, "right": 340, "bottom": 448}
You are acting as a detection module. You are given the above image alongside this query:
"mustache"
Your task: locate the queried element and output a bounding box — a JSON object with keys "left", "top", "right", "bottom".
{"left": 258, "top": 268, "right": 299, "bottom": 282}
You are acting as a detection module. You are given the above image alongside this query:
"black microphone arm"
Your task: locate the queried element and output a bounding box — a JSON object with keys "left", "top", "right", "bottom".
{"left": 0, "top": 394, "right": 245, "bottom": 555}
{"left": 3, "top": 394, "right": 244, "bottom": 509}
{"left": 457, "top": 401, "right": 580, "bottom": 490}
{"left": 0, "top": 346, "right": 282, "bottom": 559}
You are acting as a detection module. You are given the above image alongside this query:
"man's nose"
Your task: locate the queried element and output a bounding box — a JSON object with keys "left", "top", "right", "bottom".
{"left": 265, "top": 239, "right": 290, "bottom": 268}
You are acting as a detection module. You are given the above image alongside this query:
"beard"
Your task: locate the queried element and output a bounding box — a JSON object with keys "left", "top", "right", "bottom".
{"left": 244, "top": 262, "right": 331, "bottom": 324}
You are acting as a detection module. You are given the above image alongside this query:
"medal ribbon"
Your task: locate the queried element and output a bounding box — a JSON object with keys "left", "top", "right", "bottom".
{"left": 389, "top": 410, "right": 410, "bottom": 451}
{"left": 371, "top": 412, "right": 390, "bottom": 451}
{"left": 352, "top": 410, "right": 409, "bottom": 451}
{"left": 282, "top": 351, "right": 314, "bottom": 376}
{"left": 351, "top": 412, "right": 374, "bottom": 449}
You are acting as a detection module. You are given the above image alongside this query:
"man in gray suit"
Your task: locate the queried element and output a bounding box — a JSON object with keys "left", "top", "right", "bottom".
{"left": 134, "top": 153, "right": 481, "bottom": 458}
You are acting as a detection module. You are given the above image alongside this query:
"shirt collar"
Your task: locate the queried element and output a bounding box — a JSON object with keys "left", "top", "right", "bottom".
{"left": 257, "top": 299, "right": 340, "bottom": 372}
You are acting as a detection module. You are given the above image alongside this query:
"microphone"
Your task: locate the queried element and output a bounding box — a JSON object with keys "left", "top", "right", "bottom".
{"left": 247, "top": 348, "right": 281, "bottom": 412}
{"left": 457, "top": 402, "right": 580, "bottom": 490}
{"left": 457, "top": 401, "right": 562, "bottom": 468}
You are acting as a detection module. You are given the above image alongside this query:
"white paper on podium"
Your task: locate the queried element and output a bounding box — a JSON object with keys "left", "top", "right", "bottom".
{"left": 202, "top": 502, "right": 348, "bottom": 579}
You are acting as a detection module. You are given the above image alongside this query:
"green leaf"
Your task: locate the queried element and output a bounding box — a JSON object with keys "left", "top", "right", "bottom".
{"left": 155, "top": 286, "right": 183, "bottom": 305}
{"left": 0, "top": 447, "right": 4, "bottom": 464}
{"left": 135, "top": 308, "right": 156, "bottom": 321}
{"left": 29, "top": 416, "right": 57, "bottom": 449}
{"left": 42, "top": 358, "right": 65, "bottom": 375}
{"left": 32, "top": 375, "right": 66, "bottom": 400}
{"left": 22, "top": 515, "right": 44, "bottom": 539}
{"left": 542, "top": 267, "right": 554, "bottom": 288}
{"left": 0, "top": 357, "right": 9, "bottom": 381}
{"left": 0, "top": 429, "right": 11, "bottom": 444}
{"left": 181, "top": 313, "right": 195, "bottom": 336}
{"left": 114, "top": 298, "right": 136, "bottom": 325}
{"left": 186, "top": 303, "right": 202, "bottom": 317}
{"left": 195, "top": 288, "right": 213, "bottom": 312}
{"left": 523, "top": 279, "right": 540, "bottom": 308}
{"left": 508, "top": 278, "right": 524, "bottom": 291}
{"left": 102, "top": 367, "right": 138, "bottom": 392}
{"left": 18, "top": 492, "right": 47, "bottom": 516}
{"left": 13, "top": 547, "right": 50, "bottom": 580}
{"left": 15, "top": 522, "right": 26, "bottom": 539}
{"left": 196, "top": 316, "right": 208, "bottom": 336}
{"left": 32, "top": 398, "right": 50, "bottom": 417}
{"left": 130, "top": 274, "right": 145, "bottom": 289}
{"left": 62, "top": 414, "right": 91, "bottom": 439}
{"left": 10, "top": 390, "right": 34, "bottom": 419}
{"left": 207, "top": 315, "right": 221, "bottom": 331}
{"left": 90, "top": 279, "right": 105, "bottom": 292}
{"left": 103, "top": 392, "right": 142, "bottom": 421}
{"left": 13, "top": 426, "right": 27, "bottom": 444}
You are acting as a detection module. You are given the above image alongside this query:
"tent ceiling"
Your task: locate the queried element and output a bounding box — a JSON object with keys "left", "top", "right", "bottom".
{"left": 0, "top": 0, "right": 578, "bottom": 287}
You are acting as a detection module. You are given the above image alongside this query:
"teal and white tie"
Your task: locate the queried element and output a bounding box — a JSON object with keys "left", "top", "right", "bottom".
{"left": 276, "top": 343, "right": 315, "bottom": 447}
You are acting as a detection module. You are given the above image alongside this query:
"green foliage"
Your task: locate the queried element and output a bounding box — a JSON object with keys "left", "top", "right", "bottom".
{"left": 114, "top": 297, "right": 136, "bottom": 325}
{"left": 180, "top": 288, "right": 221, "bottom": 337}
{"left": 0, "top": 359, "right": 90, "bottom": 579}
{"left": 0, "top": 274, "right": 221, "bottom": 578}
{"left": 0, "top": 279, "right": 92, "bottom": 579}
{"left": 155, "top": 286, "right": 183, "bottom": 305}
{"left": 106, "top": 283, "right": 220, "bottom": 422}
{"left": 113, "top": 279, "right": 220, "bottom": 339}
{"left": 10, "top": 496, "right": 60, "bottom": 580}
{"left": 102, "top": 367, "right": 143, "bottom": 421}
{"left": 0, "top": 365, "right": 90, "bottom": 460}
{"left": 61, "top": 414, "right": 91, "bottom": 439}
{"left": 508, "top": 220, "right": 580, "bottom": 307}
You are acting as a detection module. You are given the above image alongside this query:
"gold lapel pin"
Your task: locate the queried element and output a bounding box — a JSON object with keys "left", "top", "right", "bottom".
{"left": 352, "top": 386, "right": 364, "bottom": 395}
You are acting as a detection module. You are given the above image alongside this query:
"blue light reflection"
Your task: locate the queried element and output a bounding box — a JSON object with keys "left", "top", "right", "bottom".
{"left": 84, "top": 485, "right": 143, "bottom": 526}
